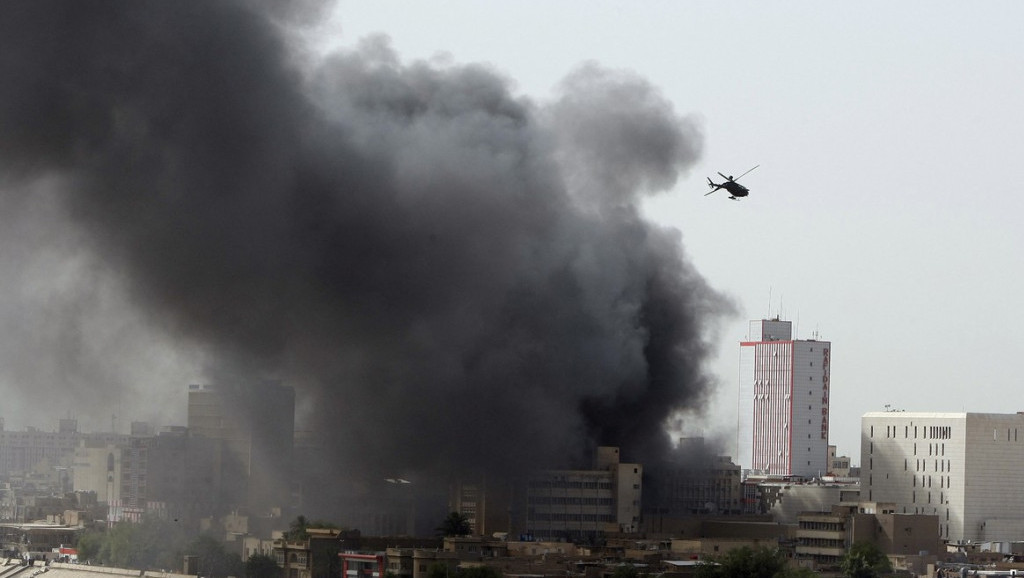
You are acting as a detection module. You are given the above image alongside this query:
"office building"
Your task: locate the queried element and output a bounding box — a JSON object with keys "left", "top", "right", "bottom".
{"left": 861, "top": 411, "right": 1024, "bottom": 542}
{"left": 187, "top": 381, "right": 295, "bottom": 515}
{"left": 738, "top": 318, "right": 831, "bottom": 478}
{"left": 515, "top": 446, "right": 641, "bottom": 542}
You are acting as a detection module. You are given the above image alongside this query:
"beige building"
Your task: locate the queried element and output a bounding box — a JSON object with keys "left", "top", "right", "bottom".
{"left": 862, "top": 411, "right": 1024, "bottom": 543}
{"left": 71, "top": 443, "right": 122, "bottom": 505}
{"left": 795, "top": 503, "right": 941, "bottom": 568}
{"left": 828, "top": 445, "right": 853, "bottom": 477}
{"left": 517, "top": 446, "right": 641, "bottom": 542}
{"left": 645, "top": 446, "right": 742, "bottom": 516}
{"left": 384, "top": 548, "right": 458, "bottom": 578}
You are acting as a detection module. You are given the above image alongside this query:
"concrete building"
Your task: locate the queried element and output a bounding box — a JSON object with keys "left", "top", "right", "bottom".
{"left": 187, "top": 381, "right": 295, "bottom": 515}
{"left": 517, "top": 447, "right": 642, "bottom": 542}
{"left": 795, "top": 503, "right": 941, "bottom": 569}
{"left": 644, "top": 444, "right": 743, "bottom": 516}
{"left": 384, "top": 549, "right": 457, "bottom": 578}
{"left": 448, "top": 476, "right": 513, "bottom": 536}
{"left": 758, "top": 480, "right": 860, "bottom": 524}
{"left": 71, "top": 442, "right": 122, "bottom": 506}
{"left": 828, "top": 445, "right": 854, "bottom": 477}
{"left": 862, "top": 411, "right": 1024, "bottom": 543}
{"left": 0, "top": 420, "right": 129, "bottom": 485}
{"left": 738, "top": 318, "right": 831, "bottom": 478}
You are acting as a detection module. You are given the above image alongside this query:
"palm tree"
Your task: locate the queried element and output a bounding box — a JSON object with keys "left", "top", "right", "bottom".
{"left": 436, "top": 512, "right": 472, "bottom": 537}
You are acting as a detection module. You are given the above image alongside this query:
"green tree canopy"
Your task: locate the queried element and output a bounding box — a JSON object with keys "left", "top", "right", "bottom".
{"left": 185, "top": 534, "right": 244, "bottom": 578}
{"left": 696, "top": 546, "right": 802, "bottom": 578}
{"left": 436, "top": 512, "right": 472, "bottom": 537}
{"left": 75, "top": 516, "right": 190, "bottom": 571}
{"left": 610, "top": 564, "right": 641, "bottom": 578}
{"left": 245, "top": 553, "right": 282, "bottom": 578}
{"left": 284, "top": 514, "right": 341, "bottom": 541}
{"left": 457, "top": 567, "right": 501, "bottom": 578}
{"left": 841, "top": 542, "right": 892, "bottom": 578}
{"left": 427, "top": 562, "right": 450, "bottom": 578}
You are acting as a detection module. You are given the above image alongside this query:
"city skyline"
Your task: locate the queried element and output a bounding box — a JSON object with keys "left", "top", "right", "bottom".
{"left": 3, "top": 3, "right": 1023, "bottom": 471}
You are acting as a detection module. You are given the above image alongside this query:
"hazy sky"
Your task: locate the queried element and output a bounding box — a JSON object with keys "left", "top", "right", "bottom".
{"left": 321, "top": 1, "right": 1024, "bottom": 461}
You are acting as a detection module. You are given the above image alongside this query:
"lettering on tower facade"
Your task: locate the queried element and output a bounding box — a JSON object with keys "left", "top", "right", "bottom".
{"left": 821, "top": 348, "right": 830, "bottom": 440}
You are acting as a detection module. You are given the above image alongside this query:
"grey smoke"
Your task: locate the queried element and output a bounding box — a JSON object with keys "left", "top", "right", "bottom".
{"left": 0, "top": 1, "right": 731, "bottom": 485}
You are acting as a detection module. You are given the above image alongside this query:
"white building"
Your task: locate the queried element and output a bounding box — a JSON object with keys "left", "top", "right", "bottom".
{"left": 861, "top": 411, "right": 1024, "bottom": 543}
{"left": 738, "top": 318, "right": 831, "bottom": 478}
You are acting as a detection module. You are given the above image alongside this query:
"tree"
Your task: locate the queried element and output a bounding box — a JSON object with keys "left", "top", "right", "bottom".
{"left": 245, "top": 553, "right": 282, "bottom": 578}
{"left": 611, "top": 564, "right": 641, "bottom": 578}
{"left": 75, "top": 516, "right": 190, "bottom": 571}
{"left": 436, "top": 512, "right": 472, "bottom": 537}
{"left": 75, "top": 528, "right": 105, "bottom": 563}
{"left": 284, "top": 514, "right": 340, "bottom": 542}
{"left": 427, "top": 562, "right": 450, "bottom": 578}
{"left": 186, "top": 534, "right": 244, "bottom": 578}
{"left": 457, "top": 567, "right": 501, "bottom": 578}
{"left": 286, "top": 515, "right": 311, "bottom": 541}
{"left": 841, "top": 542, "right": 892, "bottom": 578}
{"left": 696, "top": 546, "right": 801, "bottom": 578}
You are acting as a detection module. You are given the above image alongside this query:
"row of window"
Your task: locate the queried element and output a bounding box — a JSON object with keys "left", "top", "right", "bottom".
{"left": 798, "top": 521, "right": 844, "bottom": 531}
{"left": 527, "top": 480, "right": 614, "bottom": 490}
{"left": 527, "top": 497, "right": 614, "bottom": 505}
{"left": 909, "top": 490, "right": 950, "bottom": 507}
{"left": 868, "top": 440, "right": 946, "bottom": 459}
{"left": 873, "top": 424, "right": 954, "bottom": 440}
{"left": 798, "top": 538, "right": 845, "bottom": 548}
{"left": 906, "top": 458, "right": 952, "bottom": 473}
{"left": 527, "top": 513, "right": 616, "bottom": 522}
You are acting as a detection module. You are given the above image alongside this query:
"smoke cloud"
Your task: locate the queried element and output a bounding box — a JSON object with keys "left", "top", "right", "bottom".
{"left": 0, "top": 0, "right": 731, "bottom": 490}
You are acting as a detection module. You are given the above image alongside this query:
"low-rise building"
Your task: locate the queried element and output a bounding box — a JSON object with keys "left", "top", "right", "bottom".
{"left": 384, "top": 549, "right": 457, "bottom": 578}
{"left": 795, "top": 503, "right": 941, "bottom": 569}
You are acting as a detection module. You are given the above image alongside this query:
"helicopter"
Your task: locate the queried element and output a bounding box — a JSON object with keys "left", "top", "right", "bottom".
{"left": 705, "top": 165, "right": 759, "bottom": 200}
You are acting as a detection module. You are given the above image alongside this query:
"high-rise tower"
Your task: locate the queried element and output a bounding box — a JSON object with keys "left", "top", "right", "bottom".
{"left": 738, "top": 319, "right": 831, "bottom": 478}
{"left": 187, "top": 381, "right": 295, "bottom": 515}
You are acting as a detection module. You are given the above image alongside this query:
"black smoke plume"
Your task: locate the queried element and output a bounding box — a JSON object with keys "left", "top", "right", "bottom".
{"left": 0, "top": 0, "right": 731, "bottom": 510}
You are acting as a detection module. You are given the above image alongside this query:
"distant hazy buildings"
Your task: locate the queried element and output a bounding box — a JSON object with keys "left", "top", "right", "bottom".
{"left": 738, "top": 318, "right": 831, "bottom": 478}
{"left": 861, "top": 411, "right": 1024, "bottom": 543}
{"left": 0, "top": 419, "right": 128, "bottom": 484}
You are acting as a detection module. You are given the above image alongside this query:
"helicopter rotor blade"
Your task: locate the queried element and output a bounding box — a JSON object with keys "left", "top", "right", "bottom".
{"left": 733, "top": 164, "right": 760, "bottom": 182}
{"left": 704, "top": 186, "right": 722, "bottom": 197}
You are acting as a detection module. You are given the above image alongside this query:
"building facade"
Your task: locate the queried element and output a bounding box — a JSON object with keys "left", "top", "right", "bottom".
{"left": 738, "top": 319, "right": 831, "bottom": 478}
{"left": 644, "top": 446, "right": 742, "bottom": 516}
{"left": 861, "top": 411, "right": 1024, "bottom": 543}
{"left": 795, "top": 503, "right": 941, "bottom": 568}
{"left": 517, "top": 447, "right": 641, "bottom": 542}
{"left": 187, "top": 381, "right": 295, "bottom": 515}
